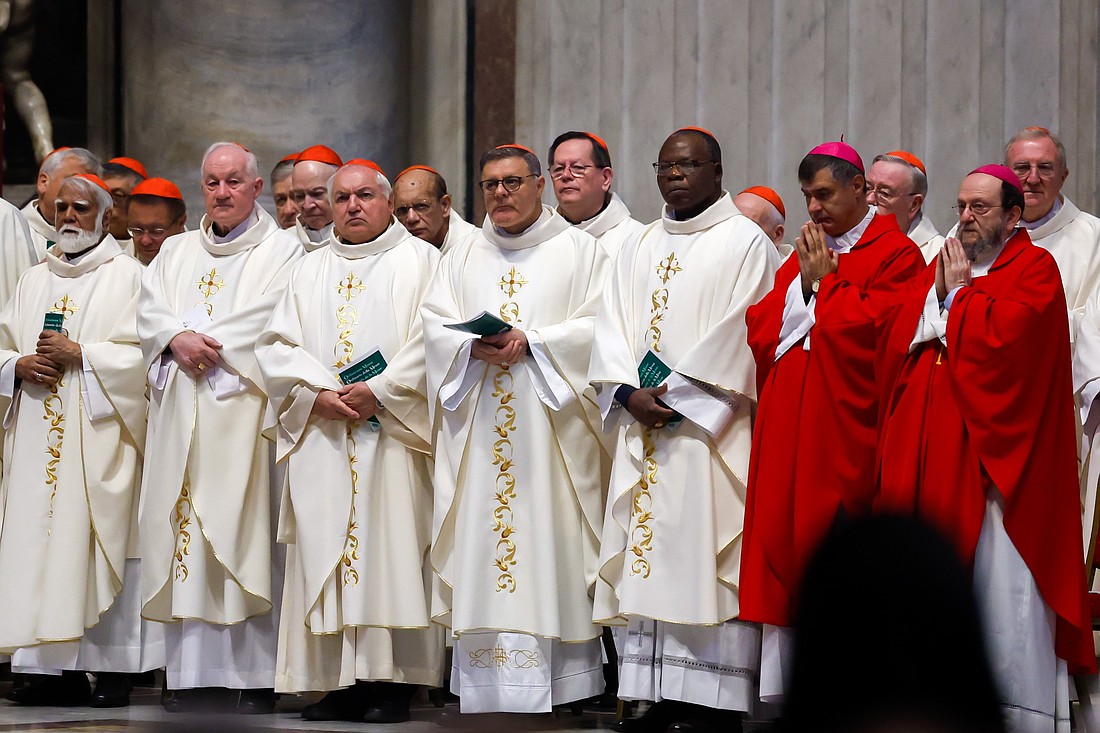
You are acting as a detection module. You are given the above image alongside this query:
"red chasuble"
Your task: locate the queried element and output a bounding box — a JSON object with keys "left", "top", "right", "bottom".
{"left": 876, "top": 229, "right": 1094, "bottom": 674}
{"left": 741, "top": 213, "right": 923, "bottom": 627}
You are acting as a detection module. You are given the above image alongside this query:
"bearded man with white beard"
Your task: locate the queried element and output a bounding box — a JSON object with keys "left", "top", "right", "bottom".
{"left": 0, "top": 174, "right": 160, "bottom": 708}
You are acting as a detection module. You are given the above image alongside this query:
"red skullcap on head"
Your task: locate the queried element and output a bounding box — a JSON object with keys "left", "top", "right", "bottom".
{"left": 280, "top": 152, "right": 300, "bottom": 163}
{"left": 396, "top": 165, "right": 440, "bottom": 180}
{"left": 45, "top": 146, "right": 72, "bottom": 160}
{"left": 583, "top": 132, "right": 610, "bottom": 155}
{"left": 344, "top": 159, "right": 386, "bottom": 177}
{"left": 131, "top": 177, "right": 184, "bottom": 201}
{"left": 295, "top": 145, "right": 343, "bottom": 167}
{"left": 72, "top": 173, "right": 111, "bottom": 193}
{"left": 495, "top": 144, "right": 537, "bottom": 157}
{"left": 969, "top": 164, "right": 1024, "bottom": 193}
{"left": 108, "top": 157, "right": 148, "bottom": 179}
{"left": 808, "top": 141, "right": 865, "bottom": 174}
{"left": 885, "top": 150, "right": 926, "bottom": 175}
{"left": 676, "top": 126, "right": 717, "bottom": 140}
{"left": 1025, "top": 125, "right": 1051, "bottom": 134}
{"left": 739, "top": 186, "right": 785, "bottom": 220}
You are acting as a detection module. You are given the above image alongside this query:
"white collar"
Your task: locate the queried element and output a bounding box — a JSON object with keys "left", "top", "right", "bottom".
{"left": 827, "top": 207, "right": 875, "bottom": 253}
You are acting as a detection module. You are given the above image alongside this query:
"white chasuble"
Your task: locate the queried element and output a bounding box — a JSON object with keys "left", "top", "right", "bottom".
{"left": 440, "top": 210, "right": 479, "bottom": 254}
{"left": 0, "top": 238, "right": 148, "bottom": 656}
{"left": 907, "top": 212, "right": 945, "bottom": 264}
{"left": 0, "top": 198, "right": 37, "bottom": 309}
{"left": 20, "top": 200, "right": 56, "bottom": 263}
{"left": 422, "top": 206, "right": 610, "bottom": 712}
{"left": 137, "top": 208, "right": 302, "bottom": 627}
{"left": 258, "top": 221, "right": 443, "bottom": 692}
{"left": 573, "top": 192, "right": 646, "bottom": 261}
{"left": 1026, "top": 198, "right": 1100, "bottom": 344}
{"left": 587, "top": 193, "right": 780, "bottom": 711}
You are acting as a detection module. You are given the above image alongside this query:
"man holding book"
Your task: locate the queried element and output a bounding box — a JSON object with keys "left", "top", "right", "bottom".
{"left": 588, "top": 127, "right": 781, "bottom": 732}
{"left": 258, "top": 159, "right": 443, "bottom": 723}
{"left": 421, "top": 144, "right": 610, "bottom": 717}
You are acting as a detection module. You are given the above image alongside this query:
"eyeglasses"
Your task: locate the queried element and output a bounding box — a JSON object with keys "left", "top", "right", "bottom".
{"left": 652, "top": 159, "right": 714, "bottom": 176}
{"left": 127, "top": 226, "right": 169, "bottom": 239}
{"left": 1010, "top": 163, "right": 1059, "bottom": 179}
{"left": 549, "top": 164, "right": 597, "bottom": 180}
{"left": 479, "top": 174, "right": 537, "bottom": 194}
{"left": 868, "top": 188, "right": 917, "bottom": 204}
{"left": 952, "top": 202, "right": 1003, "bottom": 216}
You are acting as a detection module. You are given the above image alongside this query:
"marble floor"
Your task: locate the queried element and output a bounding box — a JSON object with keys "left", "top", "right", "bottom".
{"left": 0, "top": 684, "right": 625, "bottom": 733}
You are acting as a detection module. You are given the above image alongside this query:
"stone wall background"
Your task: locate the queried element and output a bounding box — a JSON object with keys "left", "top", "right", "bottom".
{"left": 515, "top": 0, "right": 1100, "bottom": 229}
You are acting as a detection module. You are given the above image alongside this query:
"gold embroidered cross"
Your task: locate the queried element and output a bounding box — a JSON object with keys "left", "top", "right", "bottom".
{"left": 50, "top": 294, "right": 79, "bottom": 320}
{"left": 492, "top": 647, "right": 509, "bottom": 667}
{"left": 336, "top": 273, "right": 366, "bottom": 302}
{"left": 498, "top": 267, "right": 528, "bottom": 298}
{"left": 197, "top": 268, "right": 225, "bottom": 299}
{"left": 655, "top": 253, "right": 682, "bottom": 284}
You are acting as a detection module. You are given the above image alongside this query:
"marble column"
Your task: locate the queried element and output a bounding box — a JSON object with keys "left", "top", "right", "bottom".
{"left": 120, "top": 0, "right": 410, "bottom": 219}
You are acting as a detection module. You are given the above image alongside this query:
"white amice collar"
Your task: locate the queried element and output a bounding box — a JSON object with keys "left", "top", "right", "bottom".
{"left": 827, "top": 207, "right": 875, "bottom": 253}
{"left": 661, "top": 191, "right": 737, "bottom": 235}
{"left": 576, "top": 193, "right": 632, "bottom": 239}
{"left": 329, "top": 217, "right": 410, "bottom": 259}
{"left": 482, "top": 205, "right": 571, "bottom": 251}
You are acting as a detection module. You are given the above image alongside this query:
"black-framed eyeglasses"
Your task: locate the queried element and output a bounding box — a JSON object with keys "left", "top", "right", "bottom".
{"left": 479, "top": 174, "right": 537, "bottom": 194}
{"left": 652, "top": 159, "right": 714, "bottom": 176}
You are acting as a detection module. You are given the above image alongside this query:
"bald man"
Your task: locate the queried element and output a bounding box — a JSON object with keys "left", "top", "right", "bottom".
{"left": 291, "top": 145, "right": 343, "bottom": 250}
{"left": 392, "top": 166, "right": 478, "bottom": 253}
{"left": 734, "top": 186, "right": 789, "bottom": 258}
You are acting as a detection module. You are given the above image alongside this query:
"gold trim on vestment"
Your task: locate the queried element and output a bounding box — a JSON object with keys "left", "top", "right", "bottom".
{"left": 489, "top": 265, "right": 528, "bottom": 593}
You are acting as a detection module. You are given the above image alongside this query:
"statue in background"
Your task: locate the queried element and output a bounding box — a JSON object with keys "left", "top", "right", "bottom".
{"left": 0, "top": 0, "right": 54, "bottom": 162}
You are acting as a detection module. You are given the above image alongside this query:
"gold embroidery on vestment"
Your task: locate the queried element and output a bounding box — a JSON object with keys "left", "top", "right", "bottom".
{"left": 488, "top": 264, "right": 528, "bottom": 592}
{"left": 629, "top": 429, "right": 659, "bottom": 578}
{"left": 468, "top": 645, "right": 542, "bottom": 669}
{"left": 173, "top": 481, "right": 193, "bottom": 582}
{"left": 42, "top": 295, "right": 76, "bottom": 532}
{"left": 342, "top": 422, "right": 362, "bottom": 587}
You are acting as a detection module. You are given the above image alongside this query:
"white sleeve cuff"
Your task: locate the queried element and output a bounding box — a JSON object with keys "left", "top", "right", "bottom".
{"left": 440, "top": 339, "right": 482, "bottom": 412}
{"left": 205, "top": 364, "right": 245, "bottom": 399}
{"left": 909, "top": 285, "right": 949, "bottom": 352}
{"left": 776, "top": 275, "right": 815, "bottom": 360}
{"left": 149, "top": 354, "right": 172, "bottom": 391}
{"left": 0, "top": 357, "right": 19, "bottom": 429}
{"left": 523, "top": 331, "right": 576, "bottom": 411}
{"left": 79, "top": 349, "right": 115, "bottom": 420}
{"left": 662, "top": 371, "right": 738, "bottom": 438}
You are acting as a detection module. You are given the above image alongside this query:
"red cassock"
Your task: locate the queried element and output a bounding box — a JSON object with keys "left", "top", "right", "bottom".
{"left": 876, "top": 229, "right": 1094, "bottom": 674}
{"left": 741, "top": 213, "right": 923, "bottom": 627}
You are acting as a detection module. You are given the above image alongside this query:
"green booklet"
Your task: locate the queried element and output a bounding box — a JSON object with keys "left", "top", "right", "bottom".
{"left": 43, "top": 312, "right": 65, "bottom": 333}
{"left": 637, "top": 350, "right": 683, "bottom": 428}
{"left": 338, "top": 349, "right": 386, "bottom": 429}
{"left": 444, "top": 311, "right": 513, "bottom": 337}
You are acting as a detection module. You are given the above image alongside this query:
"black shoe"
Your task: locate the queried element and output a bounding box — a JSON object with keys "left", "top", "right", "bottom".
{"left": 236, "top": 687, "right": 277, "bottom": 714}
{"left": 6, "top": 671, "right": 91, "bottom": 706}
{"left": 90, "top": 672, "right": 133, "bottom": 708}
{"left": 162, "top": 687, "right": 234, "bottom": 713}
{"left": 615, "top": 701, "right": 685, "bottom": 733}
{"left": 665, "top": 706, "right": 743, "bottom": 733}
{"left": 302, "top": 684, "right": 370, "bottom": 721}
{"left": 362, "top": 682, "right": 413, "bottom": 724}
